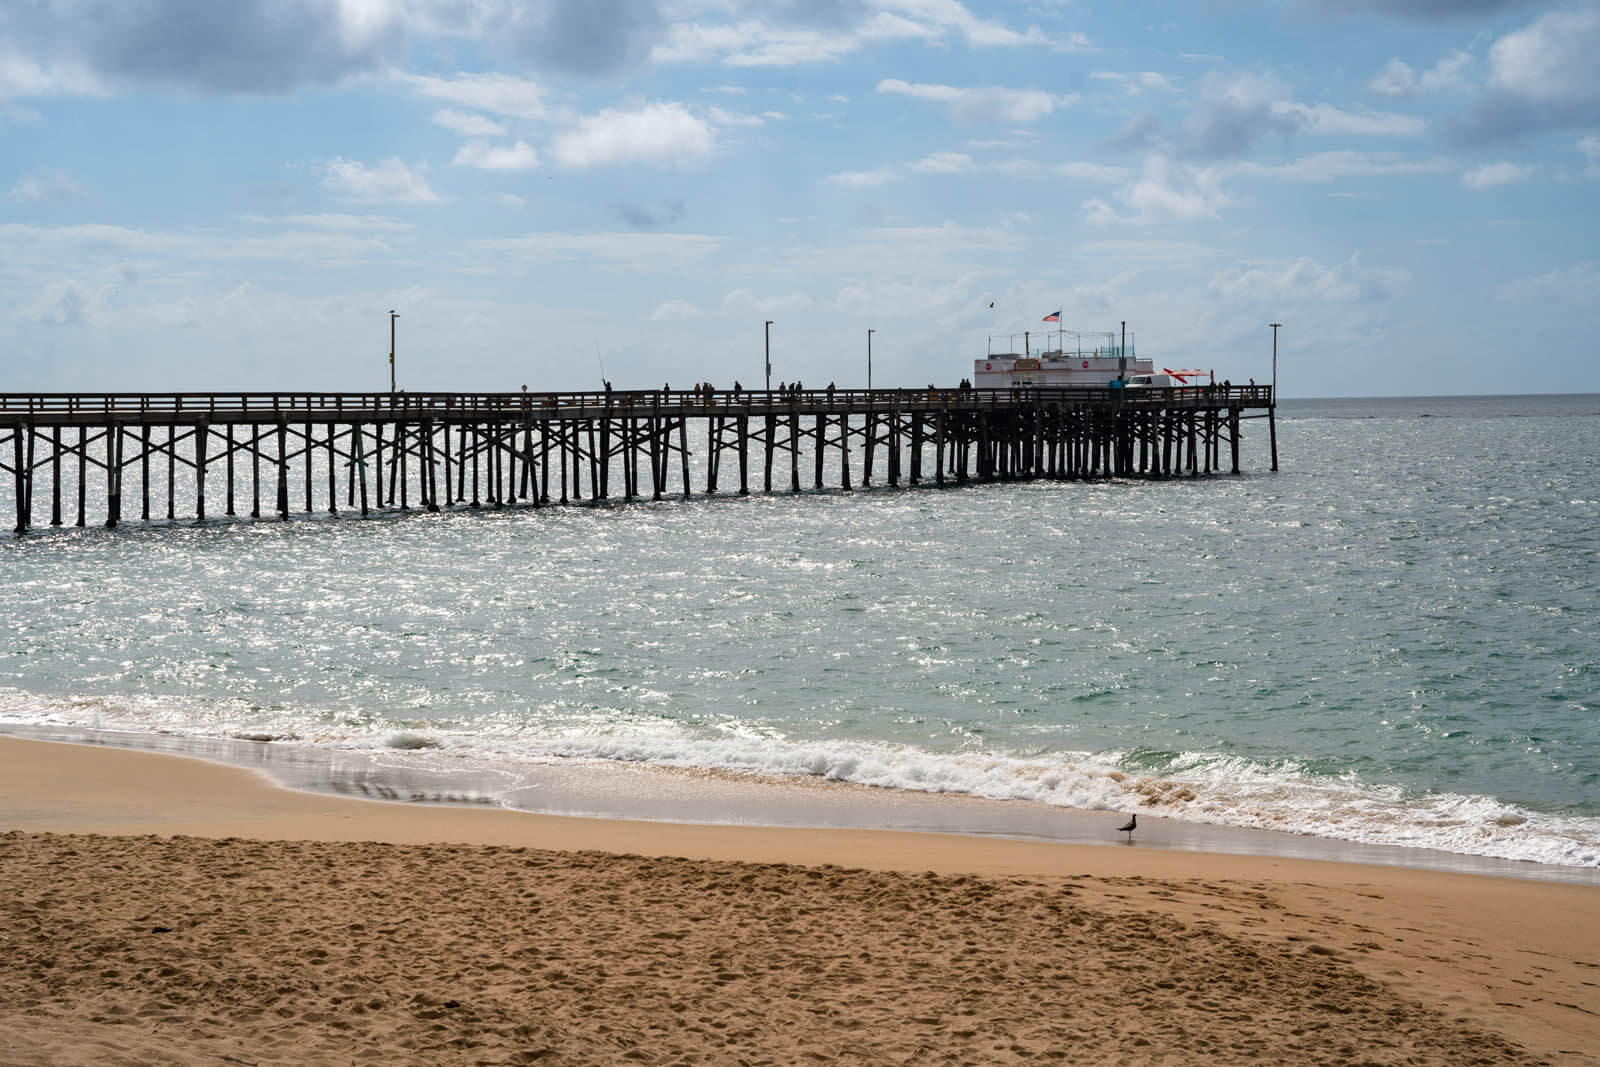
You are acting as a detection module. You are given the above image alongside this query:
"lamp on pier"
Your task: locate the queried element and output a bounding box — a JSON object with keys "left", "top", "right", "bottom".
{"left": 1269, "top": 322, "right": 1282, "bottom": 399}
{"left": 389, "top": 309, "right": 399, "bottom": 393}
{"left": 764, "top": 320, "right": 773, "bottom": 393}
{"left": 867, "top": 329, "right": 874, "bottom": 390}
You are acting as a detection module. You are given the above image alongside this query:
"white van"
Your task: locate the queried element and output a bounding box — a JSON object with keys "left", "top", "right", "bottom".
{"left": 1124, "top": 373, "right": 1174, "bottom": 388}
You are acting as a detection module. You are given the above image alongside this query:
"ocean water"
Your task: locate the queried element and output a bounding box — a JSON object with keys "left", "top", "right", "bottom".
{"left": 2, "top": 393, "right": 1597, "bottom": 869}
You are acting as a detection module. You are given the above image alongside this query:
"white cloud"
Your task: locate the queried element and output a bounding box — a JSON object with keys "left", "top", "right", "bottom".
{"left": 1207, "top": 254, "right": 1407, "bottom": 305}
{"left": 469, "top": 232, "right": 723, "bottom": 267}
{"left": 832, "top": 274, "right": 980, "bottom": 319}
{"left": 274, "top": 214, "right": 413, "bottom": 232}
{"left": 498, "top": 193, "right": 527, "bottom": 209}
{"left": 1461, "top": 161, "right": 1536, "bottom": 189}
{"left": 1084, "top": 156, "right": 1227, "bottom": 225}
{"left": 1229, "top": 151, "right": 1452, "bottom": 182}
{"left": 1052, "top": 161, "right": 1132, "bottom": 183}
{"left": 8, "top": 167, "right": 91, "bottom": 203}
{"left": 1451, "top": 10, "right": 1600, "bottom": 142}
{"left": 2, "top": 100, "right": 43, "bottom": 125}
{"left": 825, "top": 167, "right": 900, "bottom": 187}
{"left": 0, "top": 221, "right": 404, "bottom": 276}
{"left": 452, "top": 140, "right": 540, "bottom": 171}
{"left": 651, "top": 299, "right": 703, "bottom": 321}
{"left": 1581, "top": 136, "right": 1600, "bottom": 178}
{"left": 1177, "top": 70, "right": 1298, "bottom": 159}
{"left": 1489, "top": 8, "right": 1600, "bottom": 104}
{"left": 653, "top": 20, "right": 906, "bottom": 67}
{"left": 910, "top": 151, "right": 975, "bottom": 174}
{"left": 990, "top": 157, "right": 1043, "bottom": 175}
{"left": 318, "top": 157, "right": 443, "bottom": 203}
{"left": 431, "top": 109, "right": 507, "bottom": 137}
{"left": 1369, "top": 58, "right": 1417, "bottom": 97}
{"left": 1494, "top": 262, "right": 1600, "bottom": 304}
{"left": 651, "top": 2, "right": 1052, "bottom": 67}
{"left": 402, "top": 72, "right": 547, "bottom": 120}
{"left": 1273, "top": 101, "right": 1424, "bottom": 136}
{"left": 887, "top": 154, "right": 1129, "bottom": 181}
{"left": 550, "top": 102, "right": 713, "bottom": 169}
{"left": 707, "top": 106, "right": 765, "bottom": 128}
{"left": 720, "top": 288, "right": 813, "bottom": 316}
{"left": 1420, "top": 51, "right": 1473, "bottom": 93}
{"left": 876, "top": 78, "right": 1074, "bottom": 123}
{"left": 0, "top": 51, "right": 103, "bottom": 99}
{"left": 1091, "top": 70, "right": 1177, "bottom": 95}
{"left": 873, "top": 0, "right": 1050, "bottom": 49}
{"left": 964, "top": 136, "right": 1034, "bottom": 150}
{"left": 208, "top": 230, "right": 406, "bottom": 264}
{"left": 1369, "top": 51, "right": 1471, "bottom": 97}
{"left": 29, "top": 279, "right": 99, "bottom": 327}
{"left": 771, "top": 223, "right": 1025, "bottom": 279}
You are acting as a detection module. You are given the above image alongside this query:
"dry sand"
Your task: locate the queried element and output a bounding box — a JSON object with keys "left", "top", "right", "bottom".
{"left": 2, "top": 735, "right": 1597, "bottom": 1065}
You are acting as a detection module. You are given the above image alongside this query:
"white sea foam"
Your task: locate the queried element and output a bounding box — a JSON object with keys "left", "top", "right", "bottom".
{"left": 4, "top": 687, "right": 1597, "bottom": 870}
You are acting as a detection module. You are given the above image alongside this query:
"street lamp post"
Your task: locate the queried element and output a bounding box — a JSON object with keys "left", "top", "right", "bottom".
{"left": 1269, "top": 322, "right": 1281, "bottom": 398}
{"left": 867, "top": 329, "right": 874, "bottom": 390}
{"left": 764, "top": 320, "right": 773, "bottom": 393}
{"left": 389, "top": 309, "right": 399, "bottom": 392}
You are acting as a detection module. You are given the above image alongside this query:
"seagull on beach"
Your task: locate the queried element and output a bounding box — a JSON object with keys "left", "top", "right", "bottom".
{"left": 1116, "top": 814, "right": 1137, "bottom": 841}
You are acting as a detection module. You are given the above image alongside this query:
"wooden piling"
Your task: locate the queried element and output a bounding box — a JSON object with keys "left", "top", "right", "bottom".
{"left": 77, "top": 426, "right": 87, "bottom": 527}
{"left": 1268, "top": 404, "right": 1279, "bottom": 472}
{"left": 353, "top": 422, "right": 369, "bottom": 516}
{"left": 195, "top": 421, "right": 208, "bottom": 522}
{"left": 11, "top": 425, "right": 26, "bottom": 534}
{"left": 50, "top": 426, "right": 61, "bottom": 527}
{"left": 275, "top": 421, "right": 289, "bottom": 520}
{"left": 106, "top": 424, "right": 122, "bottom": 528}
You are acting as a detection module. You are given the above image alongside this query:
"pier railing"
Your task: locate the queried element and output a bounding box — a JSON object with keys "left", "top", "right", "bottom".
{"left": 0, "top": 385, "right": 1273, "bottom": 424}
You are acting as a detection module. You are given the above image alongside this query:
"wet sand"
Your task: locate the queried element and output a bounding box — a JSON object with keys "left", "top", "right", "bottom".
{"left": 2, "top": 735, "right": 1598, "bottom": 1065}
{"left": 9, "top": 723, "right": 1591, "bottom": 884}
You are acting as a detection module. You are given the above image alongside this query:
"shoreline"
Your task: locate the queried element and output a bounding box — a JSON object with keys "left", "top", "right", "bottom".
{"left": 3, "top": 734, "right": 1599, "bottom": 1064}
{"left": 4, "top": 723, "right": 1596, "bottom": 886}
{"left": 4, "top": 734, "right": 1600, "bottom": 1064}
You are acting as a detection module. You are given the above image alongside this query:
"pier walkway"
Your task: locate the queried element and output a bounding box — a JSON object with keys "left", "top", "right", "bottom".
{"left": 1, "top": 385, "right": 1275, "bottom": 533}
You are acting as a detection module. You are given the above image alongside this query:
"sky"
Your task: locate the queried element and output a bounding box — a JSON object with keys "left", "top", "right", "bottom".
{"left": 2, "top": 1, "right": 1597, "bottom": 399}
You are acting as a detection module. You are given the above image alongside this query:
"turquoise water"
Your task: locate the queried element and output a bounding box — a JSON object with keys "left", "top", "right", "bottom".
{"left": 2, "top": 394, "right": 1597, "bottom": 867}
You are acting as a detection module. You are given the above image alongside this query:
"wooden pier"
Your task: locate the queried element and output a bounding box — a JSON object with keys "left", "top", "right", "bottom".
{"left": 0, "top": 386, "right": 1276, "bottom": 533}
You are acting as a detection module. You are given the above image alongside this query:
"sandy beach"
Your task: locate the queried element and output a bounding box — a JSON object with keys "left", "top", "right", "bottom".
{"left": 2, "top": 736, "right": 1597, "bottom": 1065}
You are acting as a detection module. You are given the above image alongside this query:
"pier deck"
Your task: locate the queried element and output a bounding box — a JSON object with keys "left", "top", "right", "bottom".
{"left": 1, "top": 386, "right": 1276, "bottom": 533}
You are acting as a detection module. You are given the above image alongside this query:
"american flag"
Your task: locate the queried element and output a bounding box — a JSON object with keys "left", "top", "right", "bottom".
{"left": 1042, "top": 310, "right": 1061, "bottom": 322}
